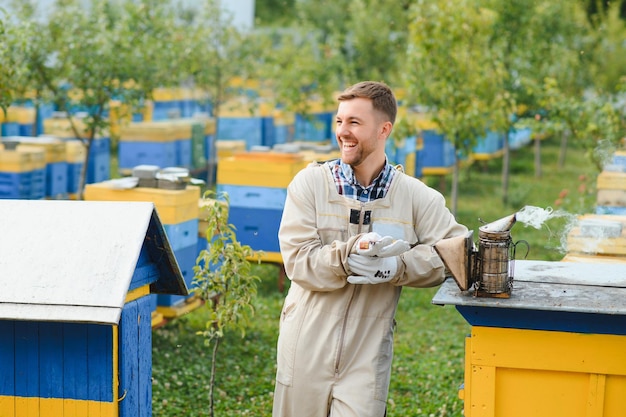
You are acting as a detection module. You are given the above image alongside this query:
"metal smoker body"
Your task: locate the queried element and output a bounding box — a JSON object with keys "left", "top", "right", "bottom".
{"left": 435, "top": 213, "right": 524, "bottom": 298}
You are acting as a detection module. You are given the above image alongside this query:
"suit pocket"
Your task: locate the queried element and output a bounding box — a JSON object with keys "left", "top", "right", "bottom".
{"left": 276, "top": 299, "right": 303, "bottom": 386}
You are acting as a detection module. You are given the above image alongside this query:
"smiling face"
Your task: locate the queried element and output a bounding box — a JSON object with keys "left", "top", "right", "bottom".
{"left": 335, "top": 97, "right": 392, "bottom": 173}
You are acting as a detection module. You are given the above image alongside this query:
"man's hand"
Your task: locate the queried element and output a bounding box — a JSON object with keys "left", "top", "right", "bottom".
{"left": 347, "top": 254, "right": 399, "bottom": 284}
{"left": 355, "top": 232, "right": 412, "bottom": 257}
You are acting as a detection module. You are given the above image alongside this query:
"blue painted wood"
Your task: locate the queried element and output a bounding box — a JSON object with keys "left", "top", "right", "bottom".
{"left": 15, "top": 322, "right": 39, "bottom": 397}
{"left": 118, "top": 141, "right": 177, "bottom": 170}
{"left": 0, "top": 321, "right": 15, "bottom": 396}
{"left": 216, "top": 184, "right": 287, "bottom": 210}
{"left": 157, "top": 243, "right": 199, "bottom": 307}
{"left": 39, "top": 322, "right": 64, "bottom": 398}
{"left": 63, "top": 323, "right": 89, "bottom": 401}
{"left": 138, "top": 296, "right": 153, "bottom": 417}
{"left": 87, "top": 324, "right": 114, "bottom": 402}
{"left": 456, "top": 305, "right": 626, "bottom": 336}
{"left": 163, "top": 219, "right": 199, "bottom": 251}
{"left": 120, "top": 300, "right": 139, "bottom": 417}
{"left": 227, "top": 206, "right": 282, "bottom": 252}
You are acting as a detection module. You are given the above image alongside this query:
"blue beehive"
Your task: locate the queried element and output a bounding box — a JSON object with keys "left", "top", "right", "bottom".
{"left": 0, "top": 200, "right": 187, "bottom": 417}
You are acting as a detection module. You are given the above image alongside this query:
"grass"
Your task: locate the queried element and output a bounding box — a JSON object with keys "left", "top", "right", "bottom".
{"left": 152, "top": 136, "right": 599, "bottom": 416}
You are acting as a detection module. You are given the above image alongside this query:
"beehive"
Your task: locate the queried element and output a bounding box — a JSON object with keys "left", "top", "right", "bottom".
{"left": 0, "top": 200, "right": 187, "bottom": 417}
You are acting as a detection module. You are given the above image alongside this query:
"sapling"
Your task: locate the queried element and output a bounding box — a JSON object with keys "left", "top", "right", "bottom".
{"left": 193, "top": 190, "right": 262, "bottom": 417}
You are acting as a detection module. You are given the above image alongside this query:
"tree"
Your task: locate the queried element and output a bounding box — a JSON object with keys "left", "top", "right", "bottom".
{"left": 405, "top": 0, "right": 507, "bottom": 215}
{"left": 485, "top": 0, "right": 589, "bottom": 201}
{"left": 7, "top": 0, "right": 178, "bottom": 198}
{"left": 0, "top": 9, "right": 17, "bottom": 112}
{"left": 192, "top": 191, "right": 261, "bottom": 417}
{"left": 176, "top": 0, "right": 260, "bottom": 188}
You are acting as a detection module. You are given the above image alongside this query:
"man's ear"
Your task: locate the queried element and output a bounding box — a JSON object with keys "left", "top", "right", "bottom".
{"left": 379, "top": 120, "right": 393, "bottom": 140}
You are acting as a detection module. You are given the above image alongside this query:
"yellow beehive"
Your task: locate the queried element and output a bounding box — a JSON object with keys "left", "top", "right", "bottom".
{"left": 217, "top": 151, "right": 307, "bottom": 188}
{"left": 597, "top": 171, "right": 626, "bottom": 190}
{"left": 216, "top": 140, "right": 247, "bottom": 159}
{"left": 15, "top": 138, "right": 66, "bottom": 164}
{"left": 0, "top": 148, "right": 32, "bottom": 172}
{"left": 118, "top": 121, "right": 178, "bottom": 142}
{"left": 461, "top": 326, "right": 626, "bottom": 417}
{"left": 566, "top": 214, "right": 626, "bottom": 256}
{"left": 64, "top": 139, "right": 87, "bottom": 163}
{"left": 43, "top": 117, "right": 106, "bottom": 139}
{"left": 11, "top": 106, "right": 36, "bottom": 124}
{"left": 84, "top": 183, "right": 201, "bottom": 224}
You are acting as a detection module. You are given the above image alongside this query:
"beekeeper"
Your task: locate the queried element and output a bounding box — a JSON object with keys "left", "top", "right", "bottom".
{"left": 272, "top": 81, "right": 468, "bottom": 417}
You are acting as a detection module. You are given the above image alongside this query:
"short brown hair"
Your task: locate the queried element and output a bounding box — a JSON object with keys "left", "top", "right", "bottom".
{"left": 337, "top": 81, "right": 397, "bottom": 124}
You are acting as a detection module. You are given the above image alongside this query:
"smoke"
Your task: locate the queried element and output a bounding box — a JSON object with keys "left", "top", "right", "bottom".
{"left": 514, "top": 205, "right": 578, "bottom": 254}
{"left": 515, "top": 205, "right": 575, "bottom": 230}
{"left": 514, "top": 205, "right": 624, "bottom": 255}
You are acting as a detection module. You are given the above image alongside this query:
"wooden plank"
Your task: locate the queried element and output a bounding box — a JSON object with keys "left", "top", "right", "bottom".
{"left": 15, "top": 321, "right": 39, "bottom": 417}
{"left": 119, "top": 301, "right": 139, "bottom": 417}
{"left": 0, "top": 321, "right": 15, "bottom": 416}
{"left": 87, "top": 325, "right": 114, "bottom": 417}
{"left": 470, "top": 327, "right": 626, "bottom": 376}
{"left": 137, "top": 297, "right": 153, "bottom": 417}
{"left": 39, "top": 323, "right": 64, "bottom": 417}
{"left": 63, "top": 323, "right": 89, "bottom": 417}
{"left": 513, "top": 259, "right": 626, "bottom": 286}
{"left": 597, "top": 171, "right": 626, "bottom": 190}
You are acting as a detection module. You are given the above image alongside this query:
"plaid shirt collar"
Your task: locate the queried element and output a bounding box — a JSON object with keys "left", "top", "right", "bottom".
{"left": 329, "top": 158, "right": 395, "bottom": 202}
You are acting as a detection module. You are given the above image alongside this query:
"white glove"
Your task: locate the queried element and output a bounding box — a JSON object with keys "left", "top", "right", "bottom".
{"left": 347, "top": 254, "right": 399, "bottom": 284}
{"left": 355, "top": 232, "right": 412, "bottom": 258}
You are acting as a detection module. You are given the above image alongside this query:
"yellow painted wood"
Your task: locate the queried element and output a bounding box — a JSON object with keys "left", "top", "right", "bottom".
{"left": 597, "top": 189, "right": 626, "bottom": 206}
{"left": 471, "top": 149, "right": 505, "bottom": 161}
{"left": 216, "top": 140, "right": 247, "bottom": 159}
{"left": 604, "top": 375, "right": 626, "bottom": 416}
{"left": 156, "top": 297, "right": 203, "bottom": 319}
{"left": 566, "top": 232, "right": 626, "bottom": 256}
{"left": 562, "top": 253, "right": 626, "bottom": 264}
{"left": 421, "top": 166, "right": 454, "bottom": 176}
{"left": 469, "top": 365, "right": 495, "bottom": 417}
{"left": 1, "top": 397, "right": 115, "bottom": 417}
{"left": 84, "top": 184, "right": 201, "bottom": 224}
{"left": 463, "top": 326, "right": 626, "bottom": 417}
{"left": 124, "top": 285, "right": 150, "bottom": 303}
{"left": 470, "top": 327, "right": 626, "bottom": 375}
{"left": 586, "top": 374, "right": 606, "bottom": 417}
{"left": 597, "top": 171, "right": 626, "bottom": 191}
{"left": 217, "top": 154, "right": 307, "bottom": 188}
{"left": 15, "top": 395, "right": 38, "bottom": 417}
{"left": 0, "top": 395, "right": 14, "bottom": 417}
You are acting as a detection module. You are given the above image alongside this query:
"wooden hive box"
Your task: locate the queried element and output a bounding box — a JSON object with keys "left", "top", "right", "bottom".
{"left": 0, "top": 200, "right": 187, "bottom": 417}
{"left": 566, "top": 213, "right": 626, "bottom": 257}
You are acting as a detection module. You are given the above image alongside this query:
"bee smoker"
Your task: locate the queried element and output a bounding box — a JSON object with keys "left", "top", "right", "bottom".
{"left": 434, "top": 212, "right": 528, "bottom": 298}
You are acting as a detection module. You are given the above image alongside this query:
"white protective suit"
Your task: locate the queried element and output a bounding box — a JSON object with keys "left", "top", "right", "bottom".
{"left": 272, "top": 161, "right": 468, "bottom": 417}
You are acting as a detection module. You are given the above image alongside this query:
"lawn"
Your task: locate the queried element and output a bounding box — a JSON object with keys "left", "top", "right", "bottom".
{"left": 152, "top": 136, "right": 599, "bottom": 416}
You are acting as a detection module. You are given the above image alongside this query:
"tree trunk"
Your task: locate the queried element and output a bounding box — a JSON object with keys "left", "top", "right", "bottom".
{"left": 501, "top": 129, "right": 511, "bottom": 205}
{"left": 558, "top": 130, "right": 569, "bottom": 169}
{"left": 451, "top": 155, "right": 459, "bottom": 216}
{"left": 209, "top": 337, "right": 221, "bottom": 417}
{"left": 534, "top": 134, "right": 542, "bottom": 178}
{"left": 77, "top": 137, "right": 92, "bottom": 201}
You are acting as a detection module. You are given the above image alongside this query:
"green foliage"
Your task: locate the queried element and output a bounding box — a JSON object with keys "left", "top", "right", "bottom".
{"left": 193, "top": 191, "right": 262, "bottom": 341}
{"left": 0, "top": 13, "right": 12, "bottom": 112}
{"left": 406, "top": 0, "right": 506, "bottom": 153}
{"left": 192, "top": 190, "right": 262, "bottom": 417}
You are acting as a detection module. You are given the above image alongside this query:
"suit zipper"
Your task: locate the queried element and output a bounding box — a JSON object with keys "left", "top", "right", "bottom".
{"left": 335, "top": 284, "right": 357, "bottom": 376}
{"left": 335, "top": 204, "right": 366, "bottom": 376}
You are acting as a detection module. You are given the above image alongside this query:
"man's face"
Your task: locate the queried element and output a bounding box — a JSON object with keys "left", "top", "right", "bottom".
{"left": 335, "top": 97, "right": 388, "bottom": 167}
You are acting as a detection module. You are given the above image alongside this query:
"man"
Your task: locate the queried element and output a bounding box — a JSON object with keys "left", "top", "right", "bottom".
{"left": 272, "top": 81, "right": 468, "bottom": 417}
